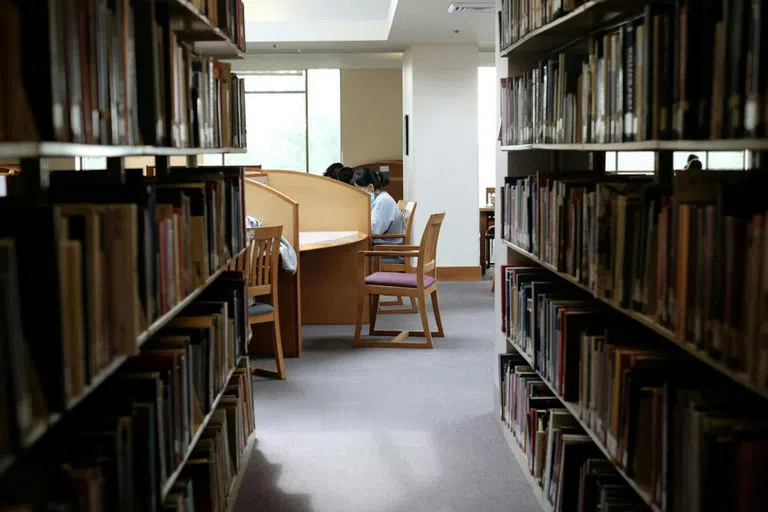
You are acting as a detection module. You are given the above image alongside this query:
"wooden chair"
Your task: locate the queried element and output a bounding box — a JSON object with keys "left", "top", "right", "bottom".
{"left": 377, "top": 200, "right": 418, "bottom": 314}
{"left": 354, "top": 212, "right": 446, "bottom": 349}
{"left": 241, "top": 226, "right": 286, "bottom": 380}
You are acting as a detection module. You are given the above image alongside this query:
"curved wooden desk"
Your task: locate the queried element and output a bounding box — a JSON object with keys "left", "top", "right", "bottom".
{"left": 261, "top": 171, "right": 371, "bottom": 325}
{"left": 299, "top": 231, "right": 368, "bottom": 252}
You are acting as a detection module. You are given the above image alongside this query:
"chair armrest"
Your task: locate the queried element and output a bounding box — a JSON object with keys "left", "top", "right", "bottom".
{"left": 360, "top": 250, "right": 420, "bottom": 257}
{"left": 374, "top": 233, "right": 407, "bottom": 239}
{"left": 372, "top": 245, "right": 420, "bottom": 251}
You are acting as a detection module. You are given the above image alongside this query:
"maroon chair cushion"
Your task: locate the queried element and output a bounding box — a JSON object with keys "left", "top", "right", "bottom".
{"left": 365, "top": 272, "right": 437, "bottom": 288}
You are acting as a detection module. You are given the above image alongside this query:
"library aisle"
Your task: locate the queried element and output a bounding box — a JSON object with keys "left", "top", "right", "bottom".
{"left": 231, "top": 282, "right": 539, "bottom": 512}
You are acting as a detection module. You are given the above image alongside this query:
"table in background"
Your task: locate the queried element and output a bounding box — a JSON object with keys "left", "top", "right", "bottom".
{"left": 480, "top": 206, "right": 495, "bottom": 273}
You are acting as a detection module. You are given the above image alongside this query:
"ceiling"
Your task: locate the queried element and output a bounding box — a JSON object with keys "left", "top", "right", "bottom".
{"left": 243, "top": 0, "right": 495, "bottom": 53}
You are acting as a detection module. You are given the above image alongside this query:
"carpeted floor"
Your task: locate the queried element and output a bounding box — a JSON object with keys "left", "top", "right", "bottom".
{"left": 232, "top": 281, "right": 540, "bottom": 512}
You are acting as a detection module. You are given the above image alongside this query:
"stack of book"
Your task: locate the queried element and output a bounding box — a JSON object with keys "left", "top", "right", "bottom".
{"left": 0, "top": 166, "right": 245, "bottom": 441}
{"left": 500, "top": 352, "right": 651, "bottom": 511}
{"left": 0, "top": 0, "right": 246, "bottom": 148}
{"left": 501, "top": 267, "right": 768, "bottom": 511}
{"left": 187, "top": 0, "right": 247, "bottom": 52}
{"left": 501, "top": 170, "right": 768, "bottom": 390}
{"left": 499, "top": 1, "right": 768, "bottom": 145}
{"left": 0, "top": 287, "right": 253, "bottom": 511}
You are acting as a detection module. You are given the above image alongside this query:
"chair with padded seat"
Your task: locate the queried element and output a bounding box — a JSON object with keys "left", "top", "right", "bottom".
{"left": 376, "top": 200, "right": 418, "bottom": 314}
{"left": 241, "top": 225, "right": 285, "bottom": 379}
{"left": 354, "top": 212, "right": 445, "bottom": 349}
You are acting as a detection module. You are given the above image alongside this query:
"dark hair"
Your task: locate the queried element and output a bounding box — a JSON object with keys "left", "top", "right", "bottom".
{"left": 323, "top": 162, "right": 344, "bottom": 178}
{"left": 687, "top": 154, "right": 699, "bottom": 163}
{"left": 353, "top": 167, "right": 390, "bottom": 190}
{"left": 337, "top": 167, "right": 355, "bottom": 184}
{"left": 687, "top": 158, "right": 703, "bottom": 170}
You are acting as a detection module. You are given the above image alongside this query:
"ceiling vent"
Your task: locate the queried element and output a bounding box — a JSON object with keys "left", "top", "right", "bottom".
{"left": 447, "top": 2, "right": 495, "bottom": 13}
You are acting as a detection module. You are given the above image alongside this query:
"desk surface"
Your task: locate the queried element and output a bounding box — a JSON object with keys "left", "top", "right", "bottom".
{"left": 299, "top": 231, "right": 368, "bottom": 252}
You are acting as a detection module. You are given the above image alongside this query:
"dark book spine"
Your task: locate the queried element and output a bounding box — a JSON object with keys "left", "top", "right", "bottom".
{"left": 624, "top": 24, "right": 636, "bottom": 142}
{"left": 745, "top": 0, "right": 764, "bottom": 137}
{"left": 641, "top": 5, "right": 654, "bottom": 141}
{"left": 727, "top": 0, "right": 749, "bottom": 137}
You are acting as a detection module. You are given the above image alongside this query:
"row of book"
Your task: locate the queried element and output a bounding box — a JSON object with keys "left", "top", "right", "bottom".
{"left": 499, "top": 0, "right": 768, "bottom": 145}
{"left": 0, "top": 237, "right": 249, "bottom": 471}
{"left": 0, "top": 167, "right": 245, "bottom": 427}
{"left": 500, "top": 170, "right": 768, "bottom": 388}
{"left": 0, "top": 0, "right": 246, "bottom": 148}
{"left": 187, "top": 0, "right": 247, "bottom": 52}
{"left": 498, "top": 0, "right": 585, "bottom": 51}
{"left": 501, "top": 268, "right": 768, "bottom": 511}
{"left": 500, "top": 352, "right": 650, "bottom": 511}
{"left": 0, "top": 355, "right": 253, "bottom": 512}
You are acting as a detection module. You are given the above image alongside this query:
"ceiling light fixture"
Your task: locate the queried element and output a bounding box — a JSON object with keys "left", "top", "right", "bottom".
{"left": 447, "top": 2, "right": 494, "bottom": 13}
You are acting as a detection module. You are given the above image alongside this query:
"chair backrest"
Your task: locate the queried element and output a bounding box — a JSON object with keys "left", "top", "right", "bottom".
{"left": 244, "top": 225, "right": 282, "bottom": 299}
{"left": 417, "top": 212, "right": 445, "bottom": 277}
{"left": 485, "top": 187, "right": 495, "bottom": 206}
{"left": 397, "top": 200, "right": 417, "bottom": 244}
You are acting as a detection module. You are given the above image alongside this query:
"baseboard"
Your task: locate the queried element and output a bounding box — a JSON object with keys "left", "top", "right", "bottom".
{"left": 436, "top": 266, "right": 482, "bottom": 281}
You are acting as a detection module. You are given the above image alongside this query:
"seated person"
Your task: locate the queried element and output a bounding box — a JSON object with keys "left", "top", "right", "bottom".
{"left": 353, "top": 167, "right": 405, "bottom": 246}
{"left": 337, "top": 166, "right": 355, "bottom": 185}
{"left": 323, "top": 162, "right": 344, "bottom": 179}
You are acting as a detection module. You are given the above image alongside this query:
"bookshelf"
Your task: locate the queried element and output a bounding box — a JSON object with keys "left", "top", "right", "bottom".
{"left": 495, "top": 1, "right": 768, "bottom": 511}
{"left": 0, "top": 1, "right": 258, "bottom": 511}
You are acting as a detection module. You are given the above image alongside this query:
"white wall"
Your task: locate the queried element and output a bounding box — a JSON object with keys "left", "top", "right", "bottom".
{"left": 402, "top": 44, "right": 479, "bottom": 269}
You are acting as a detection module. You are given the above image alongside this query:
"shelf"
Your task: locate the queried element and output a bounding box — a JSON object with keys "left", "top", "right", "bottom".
{"left": 1, "top": 250, "right": 245, "bottom": 481}
{"left": 0, "top": 142, "right": 247, "bottom": 160}
{"left": 500, "top": 139, "right": 768, "bottom": 152}
{"left": 502, "top": 240, "right": 768, "bottom": 401}
{"left": 161, "top": 360, "right": 242, "bottom": 499}
{"left": 137, "top": 248, "right": 245, "bottom": 346}
{"left": 165, "top": 0, "right": 245, "bottom": 59}
{"left": 506, "top": 342, "right": 662, "bottom": 512}
{"left": 498, "top": 419, "right": 554, "bottom": 512}
{"left": 500, "top": 0, "right": 644, "bottom": 58}
{"left": 225, "top": 430, "right": 258, "bottom": 512}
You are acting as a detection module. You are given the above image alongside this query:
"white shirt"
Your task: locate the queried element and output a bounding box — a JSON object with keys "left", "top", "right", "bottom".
{"left": 371, "top": 191, "right": 405, "bottom": 245}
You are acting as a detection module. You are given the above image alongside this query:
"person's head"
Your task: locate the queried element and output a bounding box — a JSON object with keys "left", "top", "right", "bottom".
{"left": 323, "top": 162, "right": 344, "bottom": 179}
{"left": 353, "top": 167, "right": 389, "bottom": 195}
{"left": 684, "top": 154, "right": 702, "bottom": 170}
{"left": 337, "top": 167, "right": 354, "bottom": 184}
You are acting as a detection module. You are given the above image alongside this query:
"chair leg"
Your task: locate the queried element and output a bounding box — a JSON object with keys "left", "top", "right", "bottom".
{"left": 272, "top": 309, "right": 286, "bottom": 380}
{"left": 431, "top": 290, "right": 444, "bottom": 338}
{"left": 416, "top": 292, "right": 434, "bottom": 349}
{"left": 368, "top": 293, "right": 380, "bottom": 335}
{"left": 354, "top": 288, "right": 366, "bottom": 346}
{"left": 408, "top": 297, "right": 418, "bottom": 313}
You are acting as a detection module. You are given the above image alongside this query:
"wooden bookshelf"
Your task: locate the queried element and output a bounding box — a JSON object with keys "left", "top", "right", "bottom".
{"left": 0, "top": 248, "right": 247, "bottom": 481}
{"left": 0, "top": 143, "right": 247, "bottom": 160}
{"left": 499, "top": 0, "right": 645, "bottom": 58}
{"left": 161, "top": 359, "right": 241, "bottom": 498}
{"left": 166, "top": 0, "right": 246, "bottom": 58}
{"left": 505, "top": 341, "right": 662, "bottom": 512}
{"left": 502, "top": 239, "right": 768, "bottom": 402}
{"left": 497, "top": 419, "right": 555, "bottom": 512}
{"left": 500, "top": 140, "right": 768, "bottom": 152}
{"left": 0, "top": 2, "right": 254, "bottom": 509}
{"left": 225, "top": 430, "right": 258, "bottom": 512}
{"left": 495, "top": 1, "right": 768, "bottom": 510}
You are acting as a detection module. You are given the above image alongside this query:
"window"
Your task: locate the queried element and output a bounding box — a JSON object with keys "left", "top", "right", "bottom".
{"left": 607, "top": 150, "right": 748, "bottom": 173}
{"left": 203, "top": 70, "right": 341, "bottom": 173}
{"left": 479, "top": 66, "right": 496, "bottom": 205}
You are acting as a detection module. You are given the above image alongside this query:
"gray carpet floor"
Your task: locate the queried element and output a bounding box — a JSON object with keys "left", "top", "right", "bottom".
{"left": 232, "top": 281, "right": 540, "bottom": 512}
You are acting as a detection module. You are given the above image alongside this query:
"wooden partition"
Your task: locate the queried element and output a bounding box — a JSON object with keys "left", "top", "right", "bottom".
{"left": 353, "top": 160, "right": 403, "bottom": 202}
{"left": 262, "top": 171, "right": 371, "bottom": 325}
{"left": 244, "top": 179, "right": 302, "bottom": 357}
